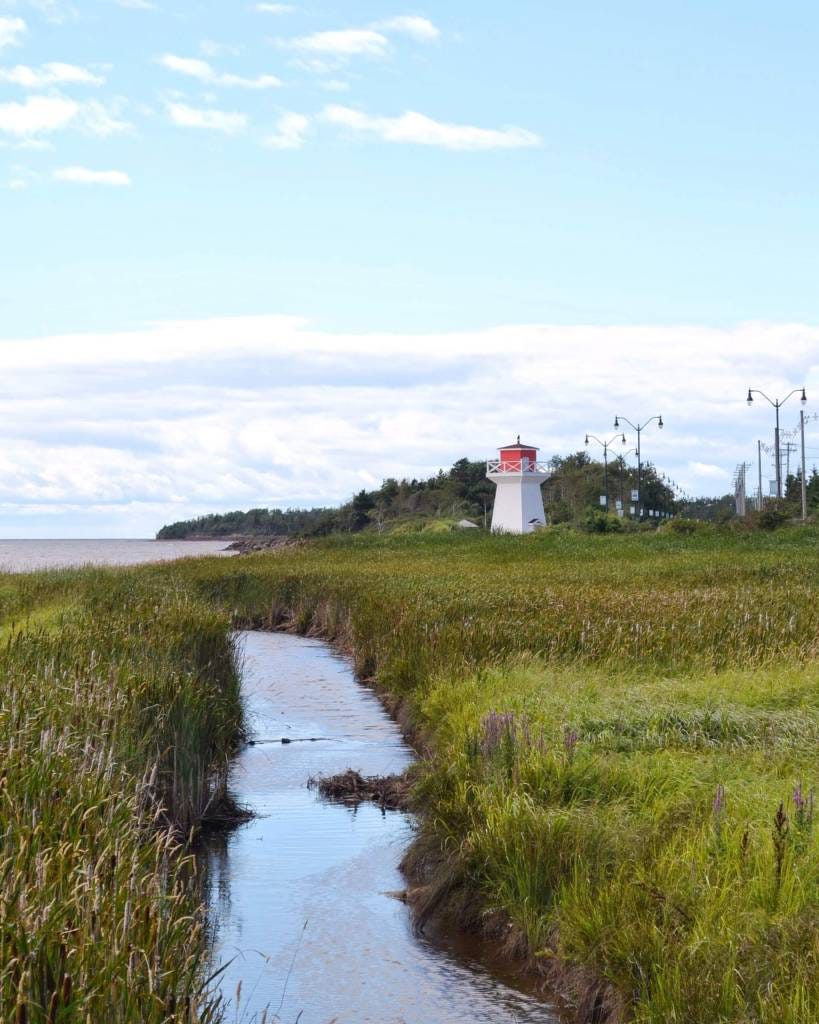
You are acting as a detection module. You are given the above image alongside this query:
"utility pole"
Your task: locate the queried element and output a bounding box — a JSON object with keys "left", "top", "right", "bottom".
{"left": 734, "top": 463, "right": 752, "bottom": 517}
{"left": 757, "top": 440, "right": 763, "bottom": 511}
{"left": 801, "top": 409, "right": 808, "bottom": 523}
{"left": 747, "top": 387, "right": 807, "bottom": 499}
{"left": 782, "top": 441, "right": 797, "bottom": 487}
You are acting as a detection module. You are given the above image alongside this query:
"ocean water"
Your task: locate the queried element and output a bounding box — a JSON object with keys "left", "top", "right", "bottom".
{"left": 0, "top": 538, "right": 233, "bottom": 572}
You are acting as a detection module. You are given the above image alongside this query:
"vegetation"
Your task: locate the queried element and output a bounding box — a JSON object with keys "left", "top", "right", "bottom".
{"left": 6, "top": 525, "right": 818, "bottom": 1022}
{"left": 0, "top": 567, "right": 242, "bottom": 1022}
{"left": 171, "top": 528, "right": 818, "bottom": 1024}
{"left": 157, "top": 454, "right": 677, "bottom": 539}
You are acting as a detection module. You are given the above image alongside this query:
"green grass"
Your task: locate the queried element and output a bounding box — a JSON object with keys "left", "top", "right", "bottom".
{"left": 3, "top": 528, "right": 818, "bottom": 1022}
{"left": 173, "top": 527, "right": 819, "bottom": 1023}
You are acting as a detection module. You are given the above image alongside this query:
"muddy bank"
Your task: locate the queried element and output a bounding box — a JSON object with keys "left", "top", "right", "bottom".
{"left": 224, "top": 535, "right": 302, "bottom": 554}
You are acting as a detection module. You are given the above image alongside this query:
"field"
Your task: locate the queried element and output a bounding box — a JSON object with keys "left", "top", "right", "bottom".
{"left": 2, "top": 527, "right": 818, "bottom": 1022}
{"left": 176, "top": 527, "right": 819, "bottom": 1024}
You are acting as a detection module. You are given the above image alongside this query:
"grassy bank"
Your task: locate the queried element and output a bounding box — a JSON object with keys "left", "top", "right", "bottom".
{"left": 0, "top": 566, "right": 242, "bottom": 1022}
{"left": 174, "top": 528, "right": 819, "bottom": 1023}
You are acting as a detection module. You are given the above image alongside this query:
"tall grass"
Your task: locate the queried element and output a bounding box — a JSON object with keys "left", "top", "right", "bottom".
{"left": 0, "top": 567, "right": 242, "bottom": 1022}
{"left": 4, "top": 528, "right": 817, "bottom": 1022}
{"left": 175, "top": 528, "right": 819, "bottom": 1023}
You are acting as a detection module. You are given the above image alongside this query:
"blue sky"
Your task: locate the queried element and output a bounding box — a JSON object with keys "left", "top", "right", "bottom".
{"left": 1, "top": 1, "right": 819, "bottom": 534}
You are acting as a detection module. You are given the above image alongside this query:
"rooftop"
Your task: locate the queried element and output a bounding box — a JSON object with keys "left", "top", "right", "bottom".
{"left": 499, "top": 435, "right": 539, "bottom": 450}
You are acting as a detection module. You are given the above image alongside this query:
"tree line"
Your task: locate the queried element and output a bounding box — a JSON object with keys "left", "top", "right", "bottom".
{"left": 157, "top": 453, "right": 682, "bottom": 539}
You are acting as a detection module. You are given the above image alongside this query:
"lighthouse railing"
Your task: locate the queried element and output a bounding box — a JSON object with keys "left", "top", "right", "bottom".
{"left": 486, "top": 459, "right": 550, "bottom": 475}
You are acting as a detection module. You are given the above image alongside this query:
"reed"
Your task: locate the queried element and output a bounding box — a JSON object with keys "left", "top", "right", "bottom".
{"left": 175, "top": 527, "right": 819, "bottom": 1023}
{"left": 0, "top": 567, "right": 242, "bottom": 1022}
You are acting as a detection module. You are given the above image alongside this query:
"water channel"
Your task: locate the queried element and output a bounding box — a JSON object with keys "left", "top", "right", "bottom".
{"left": 203, "top": 630, "right": 560, "bottom": 1023}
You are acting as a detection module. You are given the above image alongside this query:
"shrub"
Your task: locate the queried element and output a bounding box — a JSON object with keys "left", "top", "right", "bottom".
{"left": 582, "top": 510, "right": 624, "bottom": 533}
{"left": 659, "top": 517, "right": 713, "bottom": 535}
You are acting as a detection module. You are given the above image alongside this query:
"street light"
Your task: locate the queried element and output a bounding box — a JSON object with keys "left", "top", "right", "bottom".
{"left": 615, "top": 446, "right": 638, "bottom": 514}
{"left": 612, "top": 414, "right": 664, "bottom": 520}
{"left": 585, "top": 432, "right": 626, "bottom": 512}
{"left": 746, "top": 387, "right": 807, "bottom": 499}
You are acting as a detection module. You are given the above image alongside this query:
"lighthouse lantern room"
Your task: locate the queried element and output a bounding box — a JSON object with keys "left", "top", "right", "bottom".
{"left": 486, "top": 436, "right": 549, "bottom": 533}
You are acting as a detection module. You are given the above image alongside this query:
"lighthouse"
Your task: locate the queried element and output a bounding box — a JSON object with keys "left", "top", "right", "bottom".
{"left": 486, "top": 436, "right": 549, "bottom": 533}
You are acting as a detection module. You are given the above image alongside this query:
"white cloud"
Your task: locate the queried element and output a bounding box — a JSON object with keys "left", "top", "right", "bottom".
{"left": 0, "top": 94, "right": 77, "bottom": 135}
{"left": 254, "top": 3, "right": 293, "bottom": 12}
{"left": 278, "top": 17, "right": 439, "bottom": 66}
{"left": 689, "top": 462, "right": 729, "bottom": 480}
{"left": 166, "top": 101, "right": 248, "bottom": 133}
{"left": 0, "top": 317, "right": 815, "bottom": 534}
{"left": 0, "top": 62, "right": 105, "bottom": 87}
{"left": 319, "top": 78, "right": 350, "bottom": 92}
{"left": 372, "top": 16, "right": 439, "bottom": 42}
{"left": 115, "top": 0, "right": 155, "bottom": 8}
{"left": 8, "top": 1, "right": 77, "bottom": 24}
{"left": 159, "top": 53, "right": 281, "bottom": 89}
{"left": 0, "top": 16, "right": 25, "bottom": 48}
{"left": 54, "top": 165, "right": 131, "bottom": 186}
{"left": 264, "top": 110, "right": 308, "bottom": 149}
{"left": 78, "top": 98, "right": 131, "bottom": 136}
{"left": 200, "top": 39, "right": 242, "bottom": 58}
{"left": 322, "top": 105, "right": 541, "bottom": 150}
{"left": 0, "top": 94, "right": 130, "bottom": 137}
{"left": 282, "top": 29, "right": 389, "bottom": 57}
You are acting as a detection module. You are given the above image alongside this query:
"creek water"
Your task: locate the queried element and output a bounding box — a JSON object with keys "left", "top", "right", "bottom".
{"left": 203, "top": 630, "right": 560, "bottom": 1024}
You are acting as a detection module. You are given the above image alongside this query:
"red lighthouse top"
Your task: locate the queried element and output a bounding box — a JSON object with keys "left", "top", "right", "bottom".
{"left": 497, "top": 435, "right": 539, "bottom": 471}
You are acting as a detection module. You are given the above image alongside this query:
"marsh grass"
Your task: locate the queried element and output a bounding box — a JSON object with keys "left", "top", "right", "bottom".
{"left": 174, "top": 528, "right": 819, "bottom": 1023}
{"left": 0, "top": 566, "right": 242, "bottom": 1022}
{"left": 4, "top": 528, "right": 818, "bottom": 1022}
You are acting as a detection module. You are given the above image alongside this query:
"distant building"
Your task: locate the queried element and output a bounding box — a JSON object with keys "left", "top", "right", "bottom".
{"left": 486, "top": 437, "right": 549, "bottom": 533}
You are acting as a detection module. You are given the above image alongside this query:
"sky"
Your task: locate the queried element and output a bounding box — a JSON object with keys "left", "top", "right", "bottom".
{"left": 1, "top": 1, "right": 819, "bottom": 536}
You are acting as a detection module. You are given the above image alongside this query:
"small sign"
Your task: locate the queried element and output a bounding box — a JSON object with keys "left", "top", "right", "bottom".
{"left": 769, "top": 481, "right": 778, "bottom": 496}
{"left": 631, "top": 489, "right": 639, "bottom": 502}
{"left": 615, "top": 500, "right": 623, "bottom": 510}
{"left": 599, "top": 495, "right": 607, "bottom": 507}
{"left": 617, "top": 509, "right": 624, "bottom": 517}
{"left": 629, "top": 505, "right": 636, "bottom": 515}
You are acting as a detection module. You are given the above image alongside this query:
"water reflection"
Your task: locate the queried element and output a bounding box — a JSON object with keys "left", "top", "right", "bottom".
{"left": 202, "top": 631, "right": 559, "bottom": 1024}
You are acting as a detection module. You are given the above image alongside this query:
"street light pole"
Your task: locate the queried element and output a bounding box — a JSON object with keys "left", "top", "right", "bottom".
{"left": 747, "top": 387, "right": 807, "bottom": 500}
{"left": 612, "top": 414, "right": 664, "bottom": 520}
{"left": 757, "top": 440, "right": 763, "bottom": 511}
{"left": 616, "top": 448, "right": 637, "bottom": 512}
{"left": 585, "top": 432, "right": 627, "bottom": 512}
{"left": 801, "top": 409, "right": 808, "bottom": 522}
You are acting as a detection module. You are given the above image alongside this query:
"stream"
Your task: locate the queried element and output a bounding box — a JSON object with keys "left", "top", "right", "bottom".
{"left": 202, "top": 630, "right": 560, "bottom": 1023}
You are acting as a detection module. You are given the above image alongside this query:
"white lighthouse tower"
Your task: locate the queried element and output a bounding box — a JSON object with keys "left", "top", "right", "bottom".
{"left": 486, "top": 436, "right": 549, "bottom": 533}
